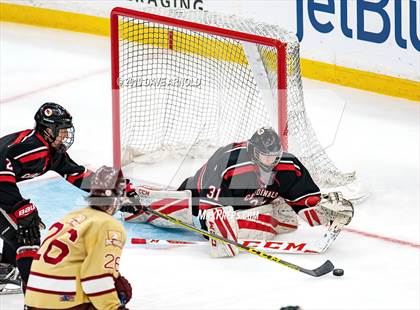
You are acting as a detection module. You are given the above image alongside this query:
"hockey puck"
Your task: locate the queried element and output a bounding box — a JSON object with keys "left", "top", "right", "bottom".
{"left": 333, "top": 268, "right": 344, "bottom": 276}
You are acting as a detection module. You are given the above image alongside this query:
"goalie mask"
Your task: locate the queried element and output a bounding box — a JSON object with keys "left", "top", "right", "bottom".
{"left": 85, "top": 166, "right": 125, "bottom": 214}
{"left": 34, "top": 102, "right": 75, "bottom": 153}
{"left": 248, "top": 127, "right": 283, "bottom": 172}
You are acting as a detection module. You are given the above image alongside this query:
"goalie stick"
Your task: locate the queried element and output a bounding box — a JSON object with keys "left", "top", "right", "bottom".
{"left": 130, "top": 220, "right": 344, "bottom": 254}
{"left": 140, "top": 203, "right": 335, "bottom": 277}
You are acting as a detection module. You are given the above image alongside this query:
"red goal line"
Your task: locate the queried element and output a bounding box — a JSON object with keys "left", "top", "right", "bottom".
{"left": 343, "top": 227, "right": 420, "bottom": 249}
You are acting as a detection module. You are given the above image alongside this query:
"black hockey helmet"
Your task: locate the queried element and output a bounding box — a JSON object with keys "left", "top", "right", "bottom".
{"left": 34, "top": 102, "right": 74, "bottom": 152}
{"left": 248, "top": 127, "right": 283, "bottom": 172}
{"left": 86, "top": 166, "right": 125, "bottom": 214}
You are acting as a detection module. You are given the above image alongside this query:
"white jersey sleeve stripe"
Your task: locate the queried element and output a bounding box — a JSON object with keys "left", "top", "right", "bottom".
{"left": 27, "top": 273, "right": 76, "bottom": 295}
{"left": 81, "top": 274, "right": 115, "bottom": 295}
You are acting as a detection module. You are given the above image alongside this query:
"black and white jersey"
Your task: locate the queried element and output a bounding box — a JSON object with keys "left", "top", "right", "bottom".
{"left": 0, "top": 129, "right": 93, "bottom": 213}
{"left": 178, "top": 142, "right": 321, "bottom": 216}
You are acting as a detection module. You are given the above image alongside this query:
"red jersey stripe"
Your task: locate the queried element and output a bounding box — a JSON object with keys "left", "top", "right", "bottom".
{"left": 81, "top": 274, "right": 113, "bottom": 282}
{"left": 26, "top": 286, "right": 76, "bottom": 295}
{"left": 18, "top": 150, "right": 48, "bottom": 163}
{"left": 223, "top": 164, "right": 256, "bottom": 180}
{"left": 11, "top": 129, "right": 32, "bottom": 145}
{"left": 85, "top": 288, "right": 116, "bottom": 297}
{"left": 0, "top": 175, "right": 16, "bottom": 183}
{"left": 66, "top": 170, "right": 93, "bottom": 184}
{"left": 16, "top": 249, "right": 40, "bottom": 260}
{"left": 274, "top": 163, "right": 302, "bottom": 176}
{"left": 30, "top": 271, "right": 76, "bottom": 280}
{"left": 287, "top": 195, "right": 321, "bottom": 207}
{"left": 35, "top": 132, "right": 50, "bottom": 147}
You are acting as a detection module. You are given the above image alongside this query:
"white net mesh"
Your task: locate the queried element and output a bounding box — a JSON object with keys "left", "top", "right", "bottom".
{"left": 113, "top": 7, "right": 356, "bottom": 188}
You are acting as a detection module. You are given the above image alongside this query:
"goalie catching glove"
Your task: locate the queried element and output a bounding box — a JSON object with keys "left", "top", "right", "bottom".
{"left": 298, "top": 192, "right": 354, "bottom": 227}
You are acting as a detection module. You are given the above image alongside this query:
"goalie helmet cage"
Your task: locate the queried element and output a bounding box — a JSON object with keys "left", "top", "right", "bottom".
{"left": 111, "top": 6, "right": 356, "bottom": 188}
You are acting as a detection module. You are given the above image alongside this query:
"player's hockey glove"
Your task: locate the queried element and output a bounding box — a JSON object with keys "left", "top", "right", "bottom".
{"left": 115, "top": 274, "right": 132, "bottom": 305}
{"left": 11, "top": 200, "right": 46, "bottom": 246}
{"left": 120, "top": 180, "right": 144, "bottom": 214}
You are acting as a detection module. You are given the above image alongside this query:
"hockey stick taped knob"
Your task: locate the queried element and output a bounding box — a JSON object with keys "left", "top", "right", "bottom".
{"left": 333, "top": 268, "right": 344, "bottom": 276}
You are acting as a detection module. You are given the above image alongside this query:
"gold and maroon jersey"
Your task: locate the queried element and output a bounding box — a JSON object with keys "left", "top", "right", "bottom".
{"left": 25, "top": 207, "right": 126, "bottom": 310}
{"left": 0, "top": 129, "right": 93, "bottom": 212}
{"left": 178, "top": 141, "right": 321, "bottom": 216}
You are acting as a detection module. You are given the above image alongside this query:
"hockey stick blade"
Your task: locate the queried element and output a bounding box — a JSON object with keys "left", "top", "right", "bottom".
{"left": 299, "top": 259, "right": 335, "bottom": 277}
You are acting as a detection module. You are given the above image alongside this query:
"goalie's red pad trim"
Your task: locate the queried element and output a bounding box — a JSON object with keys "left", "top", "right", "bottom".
{"left": 147, "top": 199, "right": 189, "bottom": 223}
{"left": 237, "top": 219, "right": 277, "bottom": 234}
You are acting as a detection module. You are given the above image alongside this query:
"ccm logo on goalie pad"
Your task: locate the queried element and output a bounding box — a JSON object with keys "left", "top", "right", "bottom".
{"left": 242, "top": 240, "right": 316, "bottom": 253}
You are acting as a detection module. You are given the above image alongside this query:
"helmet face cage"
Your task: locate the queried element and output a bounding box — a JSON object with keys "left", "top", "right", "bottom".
{"left": 54, "top": 126, "right": 75, "bottom": 153}
{"left": 34, "top": 103, "right": 74, "bottom": 152}
{"left": 248, "top": 127, "right": 283, "bottom": 172}
{"left": 251, "top": 146, "right": 283, "bottom": 172}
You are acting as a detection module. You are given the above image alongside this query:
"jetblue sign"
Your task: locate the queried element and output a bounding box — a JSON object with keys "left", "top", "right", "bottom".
{"left": 296, "top": 0, "right": 419, "bottom": 52}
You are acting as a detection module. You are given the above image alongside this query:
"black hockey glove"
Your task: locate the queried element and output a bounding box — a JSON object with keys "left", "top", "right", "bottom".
{"left": 119, "top": 180, "right": 144, "bottom": 214}
{"left": 11, "top": 200, "right": 46, "bottom": 246}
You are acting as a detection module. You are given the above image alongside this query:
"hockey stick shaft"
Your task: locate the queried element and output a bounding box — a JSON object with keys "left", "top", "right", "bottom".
{"left": 142, "top": 205, "right": 334, "bottom": 277}
{"left": 131, "top": 238, "right": 319, "bottom": 253}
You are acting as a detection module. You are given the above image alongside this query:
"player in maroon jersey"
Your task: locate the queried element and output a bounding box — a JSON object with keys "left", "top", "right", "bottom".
{"left": 0, "top": 102, "right": 94, "bottom": 292}
{"left": 176, "top": 127, "right": 353, "bottom": 257}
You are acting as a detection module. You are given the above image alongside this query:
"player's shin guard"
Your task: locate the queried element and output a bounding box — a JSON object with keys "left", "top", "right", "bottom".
{"left": 205, "top": 206, "right": 239, "bottom": 258}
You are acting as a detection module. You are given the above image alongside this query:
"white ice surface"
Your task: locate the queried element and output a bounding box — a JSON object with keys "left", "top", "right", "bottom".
{"left": 0, "top": 22, "right": 419, "bottom": 310}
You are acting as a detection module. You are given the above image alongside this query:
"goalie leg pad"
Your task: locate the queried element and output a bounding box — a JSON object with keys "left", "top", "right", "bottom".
{"left": 205, "top": 206, "right": 239, "bottom": 258}
{"left": 123, "top": 187, "right": 193, "bottom": 228}
{"left": 236, "top": 202, "right": 298, "bottom": 240}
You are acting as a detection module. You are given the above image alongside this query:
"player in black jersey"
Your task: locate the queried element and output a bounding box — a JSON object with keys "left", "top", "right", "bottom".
{"left": 0, "top": 102, "right": 94, "bottom": 291}
{"left": 177, "top": 127, "right": 354, "bottom": 257}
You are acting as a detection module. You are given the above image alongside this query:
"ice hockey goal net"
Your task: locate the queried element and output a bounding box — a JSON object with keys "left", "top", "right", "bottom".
{"left": 111, "top": 7, "right": 356, "bottom": 188}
